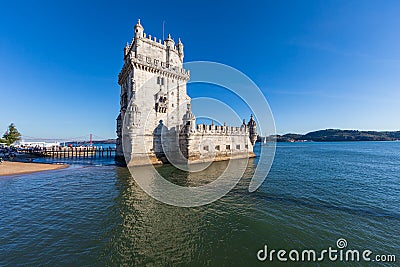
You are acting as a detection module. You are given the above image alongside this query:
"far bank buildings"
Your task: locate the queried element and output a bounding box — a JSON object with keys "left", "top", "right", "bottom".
{"left": 116, "top": 20, "right": 257, "bottom": 166}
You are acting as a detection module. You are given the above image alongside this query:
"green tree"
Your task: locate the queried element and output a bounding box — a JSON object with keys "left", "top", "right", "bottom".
{"left": 2, "top": 123, "right": 21, "bottom": 145}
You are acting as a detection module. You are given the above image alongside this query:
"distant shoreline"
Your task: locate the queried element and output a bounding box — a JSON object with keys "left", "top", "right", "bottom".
{"left": 265, "top": 140, "right": 400, "bottom": 143}
{"left": 260, "top": 129, "right": 400, "bottom": 143}
{"left": 0, "top": 161, "right": 68, "bottom": 177}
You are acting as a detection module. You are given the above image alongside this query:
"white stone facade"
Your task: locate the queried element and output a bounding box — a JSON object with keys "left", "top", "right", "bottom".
{"left": 116, "top": 20, "right": 257, "bottom": 166}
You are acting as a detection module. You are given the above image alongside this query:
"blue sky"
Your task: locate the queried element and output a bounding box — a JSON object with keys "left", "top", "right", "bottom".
{"left": 0, "top": 0, "right": 399, "bottom": 139}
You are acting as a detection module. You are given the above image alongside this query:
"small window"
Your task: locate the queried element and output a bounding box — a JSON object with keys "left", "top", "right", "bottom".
{"left": 245, "top": 145, "right": 249, "bottom": 149}
{"left": 215, "top": 145, "right": 220, "bottom": 151}
{"left": 203, "top": 145, "right": 209, "bottom": 151}
{"left": 171, "top": 104, "right": 174, "bottom": 107}
{"left": 226, "top": 145, "right": 231, "bottom": 150}
{"left": 236, "top": 144, "right": 240, "bottom": 150}
{"left": 157, "top": 77, "right": 164, "bottom": 85}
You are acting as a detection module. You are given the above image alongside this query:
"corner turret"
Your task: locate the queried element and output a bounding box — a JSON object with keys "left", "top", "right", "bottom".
{"left": 124, "top": 42, "right": 130, "bottom": 56}
{"left": 248, "top": 114, "right": 257, "bottom": 145}
{"left": 177, "top": 38, "right": 184, "bottom": 62}
{"left": 134, "top": 19, "right": 144, "bottom": 38}
{"left": 164, "top": 34, "right": 175, "bottom": 47}
{"left": 183, "top": 103, "right": 196, "bottom": 132}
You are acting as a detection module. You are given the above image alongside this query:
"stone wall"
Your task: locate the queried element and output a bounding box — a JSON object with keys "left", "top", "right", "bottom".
{"left": 180, "top": 123, "right": 255, "bottom": 164}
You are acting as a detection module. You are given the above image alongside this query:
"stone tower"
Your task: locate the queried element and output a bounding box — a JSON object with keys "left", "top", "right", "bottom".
{"left": 116, "top": 20, "right": 258, "bottom": 166}
{"left": 115, "top": 19, "right": 191, "bottom": 165}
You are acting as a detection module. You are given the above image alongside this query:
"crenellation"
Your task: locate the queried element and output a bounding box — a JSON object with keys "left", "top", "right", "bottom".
{"left": 189, "top": 122, "right": 250, "bottom": 136}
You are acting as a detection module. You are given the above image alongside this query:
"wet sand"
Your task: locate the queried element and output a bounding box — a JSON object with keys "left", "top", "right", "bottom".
{"left": 0, "top": 161, "right": 68, "bottom": 176}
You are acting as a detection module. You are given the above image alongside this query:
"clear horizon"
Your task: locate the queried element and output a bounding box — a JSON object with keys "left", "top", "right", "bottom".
{"left": 1, "top": 1, "right": 399, "bottom": 139}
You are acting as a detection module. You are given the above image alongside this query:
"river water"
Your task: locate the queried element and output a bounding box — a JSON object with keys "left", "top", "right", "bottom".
{"left": 0, "top": 142, "right": 398, "bottom": 266}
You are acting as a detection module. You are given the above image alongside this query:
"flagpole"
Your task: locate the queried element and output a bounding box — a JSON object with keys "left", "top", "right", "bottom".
{"left": 162, "top": 20, "right": 165, "bottom": 40}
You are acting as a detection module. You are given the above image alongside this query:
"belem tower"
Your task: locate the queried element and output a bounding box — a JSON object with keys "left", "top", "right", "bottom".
{"left": 115, "top": 19, "right": 258, "bottom": 166}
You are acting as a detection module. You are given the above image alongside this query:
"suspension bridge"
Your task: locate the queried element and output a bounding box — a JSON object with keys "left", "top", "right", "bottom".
{"left": 19, "top": 134, "right": 115, "bottom": 146}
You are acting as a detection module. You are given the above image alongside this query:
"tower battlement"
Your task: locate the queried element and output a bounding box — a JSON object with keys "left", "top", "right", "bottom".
{"left": 119, "top": 19, "right": 187, "bottom": 86}
{"left": 124, "top": 33, "right": 183, "bottom": 55}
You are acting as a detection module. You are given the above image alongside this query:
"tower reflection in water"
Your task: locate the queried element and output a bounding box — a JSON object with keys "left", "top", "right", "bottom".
{"left": 106, "top": 158, "right": 257, "bottom": 266}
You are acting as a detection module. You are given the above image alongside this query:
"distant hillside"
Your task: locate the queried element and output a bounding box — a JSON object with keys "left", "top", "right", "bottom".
{"left": 265, "top": 129, "right": 400, "bottom": 142}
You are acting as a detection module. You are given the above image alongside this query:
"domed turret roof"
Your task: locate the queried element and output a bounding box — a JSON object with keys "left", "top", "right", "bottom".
{"left": 247, "top": 114, "right": 256, "bottom": 127}
{"left": 134, "top": 19, "right": 143, "bottom": 29}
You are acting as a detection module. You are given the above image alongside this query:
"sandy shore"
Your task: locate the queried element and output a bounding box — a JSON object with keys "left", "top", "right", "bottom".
{"left": 0, "top": 161, "right": 68, "bottom": 176}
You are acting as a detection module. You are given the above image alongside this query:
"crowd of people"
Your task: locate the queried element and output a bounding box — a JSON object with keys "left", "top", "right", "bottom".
{"left": 0, "top": 146, "right": 18, "bottom": 161}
